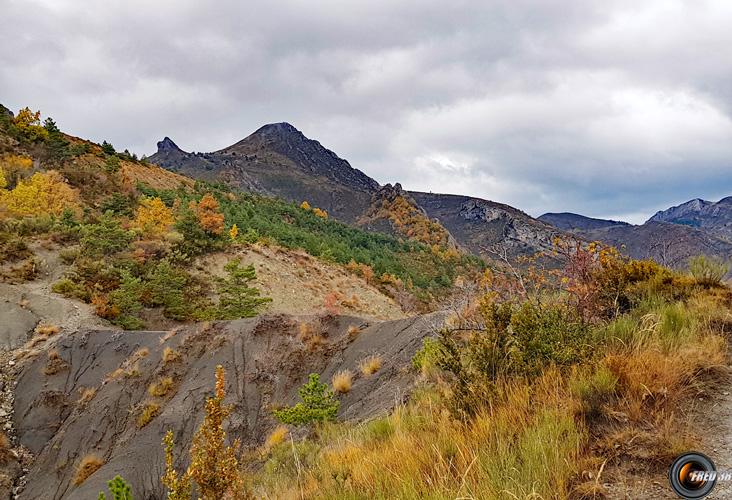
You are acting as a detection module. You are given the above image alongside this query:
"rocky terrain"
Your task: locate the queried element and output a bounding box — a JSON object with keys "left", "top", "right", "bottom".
{"left": 9, "top": 312, "right": 440, "bottom": 499}
{"left": 649, "top": 196, "right": 732, "bottom": 240}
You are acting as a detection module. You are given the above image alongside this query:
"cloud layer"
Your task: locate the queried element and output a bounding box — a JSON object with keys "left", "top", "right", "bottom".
{"left": 2, "top": 0, "right": 732, "bottom": 222}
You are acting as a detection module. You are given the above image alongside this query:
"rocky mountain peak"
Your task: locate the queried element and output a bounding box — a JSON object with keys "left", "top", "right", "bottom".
{"left": 156, "top": 136, "right": 184, "bottom": 154}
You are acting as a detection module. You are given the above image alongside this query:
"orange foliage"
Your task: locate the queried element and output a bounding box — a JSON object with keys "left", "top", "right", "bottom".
{"left": 312, "top": 207, "right": 328, "bottom": 219}
{"left": 194, "top": 193, "right": 224, "bottom": 235}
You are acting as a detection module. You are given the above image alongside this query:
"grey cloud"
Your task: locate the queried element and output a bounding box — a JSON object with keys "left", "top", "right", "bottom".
{"left": 2, "top": 0, "right": 732, "bottom": 223}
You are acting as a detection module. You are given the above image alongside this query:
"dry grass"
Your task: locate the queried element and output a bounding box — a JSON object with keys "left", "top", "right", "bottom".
{"left": 148, "top": 377, "right": 175, "bottom": 398}
{"left": 35, "top": 323, "right": 60, "bottom": 336}
{"left": 77, "top": 387, "right": 97, "bottom": 406}
{"left": 73, "top": 454, "right": 103, "bottom": 485}
{"left": 359, "top": 355, "right": 382, "bottom": 376}
{"left": 162, "top": 346, "right": 181, "bottom": 365}
{"left": 347, "top": 325, "right": 360, "bottom": 338}
{"left": 0, "top": 432, "right": 13, "bottom": 465}
{"left": 137, "top": 402, "right": 160, "bottom": 428}
{"left": 298, "top": 322, "right": 325, "bottom": 351}
{"left": 331, "top": 370, "right": 353, "bottom": 394}
{"left": 263, "top": 426, "right": 289, "bottom": 453}
{"left": 43, "top": 350, "right": 69, "bottom": 376}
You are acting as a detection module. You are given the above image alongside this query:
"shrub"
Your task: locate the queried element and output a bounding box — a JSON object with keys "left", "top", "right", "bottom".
{"left": 52, "top": 277, "right": 90, "bottom": 301}
{"left": 146, "top": 260, "right": 189, "bottom": 320}
{"left": 331, "top": 370, "right": 353, "bottom": 394}
{"left": 74, "top": 454, "right": 104, "bottom": 485}
{"left": 215, "top": 259, "right": 271, "bottom": 320}
{"left": 359, "top": 355, "right": 382, "bottom": 376}
{"left": 412, "top": 337, "right": 444, "bottom": 375}
{"left": 108, "top": 271, "right": 145, "bottom": 330}
{"left": 273, "top": 374, "right": 340, "bottom": 425}
{"left": 688, "top": 255, "right": 729, "bottom": 287}
{"left": 101, "top": 141, "right": 116, "bottom": 155}
{"left": 133, "top": 196, "right": 174, "bottom": 238}
{"left": 137, "top": 402, "right": 160, "bottom": 428}
{"left": 98, "top": 475, "right": 133, "bottom": 500}
{"left": 81, "top": 212, "right": 134, "bottom": 256}
{"left": 569, "top": 365, "right": 617, "bottom": 421}
{"left": 35, "top": 324, "right": 60, "bottom": 336}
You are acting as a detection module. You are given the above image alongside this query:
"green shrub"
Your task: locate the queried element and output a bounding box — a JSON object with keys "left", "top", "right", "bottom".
{"left": 98, "top": 476, "right": 133, "bottom": 500}
{"left": 101, "top": 141, "right": 116, "bottom": 155}
{"left": 273, "top": 374, "right": 339, "bottom": 425}
{"left": 412, "top": 337, "right": 444, "bottom": 375}
{"left": 145, "top": 260, "right": 189, "bottom": 320}
{"left": 52, "top": 278, "right": 90, "bottom": 301}
{"left": 81, "top": 212, "right": 134, "bottom": 256}
{"left": 104, "top": 155, "right": 120, "bottom": 173}
{"left": 100, "top": 193, "right": 134, "bottom": 216}
{"left": 688, "top": 255, "right": 729, "bottom": 287}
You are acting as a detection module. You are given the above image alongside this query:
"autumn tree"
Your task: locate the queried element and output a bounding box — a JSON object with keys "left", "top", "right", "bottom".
{"left": 13, "top": 107, "right": 48, "bottom": 142}
{"left": 228, "top": 224, "right": 238, "bottom": 241}
{"left": 194, "top": 194, "right": 224, "bottom": 235}
{"left": 0, "top": 170, "right": 79, "bottom": 217}
{"left": 162, "top": 366, "right": 249, "bottom": 499}
{"left": 133, "top": 196, "right": 174, "bottom": 238}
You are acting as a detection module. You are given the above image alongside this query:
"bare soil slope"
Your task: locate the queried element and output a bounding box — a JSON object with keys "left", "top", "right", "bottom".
{"left": 12, "top": 312, "right": 441, "bottom": 499}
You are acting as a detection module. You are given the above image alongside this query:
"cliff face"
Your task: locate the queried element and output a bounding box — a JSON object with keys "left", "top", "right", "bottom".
{"left": 649, "top": 196, "right": 732, "bottom": 240}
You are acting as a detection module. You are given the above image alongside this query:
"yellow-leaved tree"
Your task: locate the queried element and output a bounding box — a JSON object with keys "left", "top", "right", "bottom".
{"left": 133, "top": 196, "right": 174, "bottom": 238}
{"left": 13, "top": 107, "right": 48, "bottom": 142}
{"left": 162, "top": 365, "right": 249, "bottom": 499}
{"left": 229, "top": 224, "right": 238, "bottom": 241}
{"left": 0, "top": 170, "right": 79, "bottom": 217}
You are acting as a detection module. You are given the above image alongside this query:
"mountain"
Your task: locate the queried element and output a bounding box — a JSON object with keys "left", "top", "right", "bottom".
{"left": 150, "top": 124, "right": 563, "bottom": 258}
{"left": 648, "top": 196, "right": 732, "bottom": 240}
{"left": 150, "top": 123, "right": 378, "bottom": 224}
{"left": 538, "top": 212, "right": 630, "bottom": 232}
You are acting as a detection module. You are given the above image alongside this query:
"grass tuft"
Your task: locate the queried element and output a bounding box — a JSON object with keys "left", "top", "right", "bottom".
{"left": 331, "top": 370, "right": 353, "bottom": 394}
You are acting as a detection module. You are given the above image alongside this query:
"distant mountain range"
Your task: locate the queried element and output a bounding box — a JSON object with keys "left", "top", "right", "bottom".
{"left": 150, "top": 122, "right": 732, "bottom": 268}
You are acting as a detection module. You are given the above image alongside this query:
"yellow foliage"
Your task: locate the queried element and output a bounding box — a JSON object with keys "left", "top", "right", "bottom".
{"left": 312, "top": 207, "right": 328, "bottom": 219}
{"left": 0, "top": 168, "right": 5, "bottom": 190}
{"left": 229, "top": 223, "right": 239, "bottom": 241}
{"left": 263, "top": 426, "right": 289, "bottom": 452}
{"left": 0, "top": 155, "right": 33, "bottom": 188}
{"left": 332, "top": 370, "right": 353, "bottom": 393}
{"left": 0, "top": 170, "right": 79, "bottom": 217}
{"left": 300, "top": 200, "right": 311, "bottom": 211}
{"left": 359, "top": 355, "right": 382, "bottom": 376}
{"left": 133, "top": 196, "right": 174, "bottom": 237}
{"left": 13, "top": 107, "right": 48, "bottom": 141}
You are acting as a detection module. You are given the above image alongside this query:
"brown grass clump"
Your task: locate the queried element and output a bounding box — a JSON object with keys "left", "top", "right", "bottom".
{"left": 43, "top": 350, "right": 69, "bottom": 376}
{"left": 35, "top": 323, "right": 60, "bottom": 336}
{"left": 148, "top": 377, "right": 175, "bottom": 398}
{"left": 162, "top": 346, "right": 181, "bottom": 365}
{"left": 332, "top": 370, "right": 353, "bottom": 394}
{"left": 298, "top": 322, "right": 325, "bottom": 351}
{"left": 137, "top": 402, "right": 160, "bottom": 428}
{"left": 0, "top": 432, "right": 13, "bottom": 465}
{"left": 77, "top": 387, "right": 97, "bottom": 406}
{"left": 359, "top": 355, "right": 382, "bottom": 376}
{"left": 73, "top": 454, "right": 103, "bottom": 485}
{"left": 347, "top": 325, "right": 360, "bottom": 338}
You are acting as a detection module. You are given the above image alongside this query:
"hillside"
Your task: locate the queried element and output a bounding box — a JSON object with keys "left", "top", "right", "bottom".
{"left": 149, "top": 123, "right": 563, "bottom": 259}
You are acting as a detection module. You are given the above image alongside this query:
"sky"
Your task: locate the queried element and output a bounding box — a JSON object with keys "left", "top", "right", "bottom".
{"left": 2, "top": 0, "right": 732, "bottom": 224}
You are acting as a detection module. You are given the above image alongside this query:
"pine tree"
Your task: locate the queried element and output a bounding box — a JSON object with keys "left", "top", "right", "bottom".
{"left": 98, "top": 476, "right": 133, "bottom": 500}
{"left": 216, "top": 259, "right": 271, "bottom": 320}
{"left": 273, "top": 373, "right": 340, "bottom": 425}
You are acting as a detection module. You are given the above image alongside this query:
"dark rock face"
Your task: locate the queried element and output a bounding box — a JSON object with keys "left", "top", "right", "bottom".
{"left": 14, "top": 313, "right": 440, "bottom": 499}
{"left": 409, "top": 191, "right": 561, "bottom": 257}
{"left": 538, "top": 212, "right": 630, "bottom": 231}
{"left": 0, "top": 104, "right": 13, "bottom": 118}
{"left": 649, "top": 196, "right": 732, "bottom": 240}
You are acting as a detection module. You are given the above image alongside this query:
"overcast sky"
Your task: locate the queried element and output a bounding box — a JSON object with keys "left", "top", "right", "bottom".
{"left": 2, "top": 0, "right": 732, "bottom": 223}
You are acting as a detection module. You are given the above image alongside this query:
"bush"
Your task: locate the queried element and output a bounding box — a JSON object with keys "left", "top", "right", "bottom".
{"left": 74, "top": 455, "right": 104, "bottom": 485}
{"left": 359, "top": 355, "right": 382, "bottom": 376}
{"left": 688, "top": 255, "right": 729, "bottom": 287}
{"left": 52, "top": 278, "right": 90, "bottom": 301}
{"left": 101, "top": 141, "right": 116, "bottom": 155}
{"left": 108, "top": 271, "right": 145, "bottom": 330}
{"left": 137, "top": 402, "right": 160, "bottom": 428}
{"left": 273, "top": 374, "right": 339, "bottom": 425}
{"left": 145, "top": 260, "right": 189, "bottom": 320}
{"left": 98, "top": 476, "right": 133, "bottom": 500}
{"left": 331, "top": 370, "right": 353, "bottom": 393}
{"left": 569, "top": 365, "right": 617, "bottom": 421}
{"left": 81, "top": 212, "right": 134, "bottom": 256}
